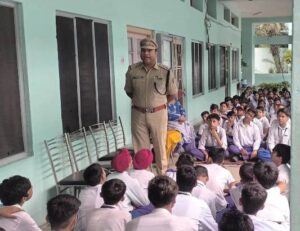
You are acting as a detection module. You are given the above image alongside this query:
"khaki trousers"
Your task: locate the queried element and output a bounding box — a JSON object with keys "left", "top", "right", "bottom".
{"left": 131, "top": 108, "right": 168, "bottom": 174}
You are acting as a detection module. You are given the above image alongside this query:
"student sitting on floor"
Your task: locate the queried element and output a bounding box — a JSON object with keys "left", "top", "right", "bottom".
{"left": 196, "top": 111, "right": 210, "bottom": 147}
{"left": 0, "top": 175, "right": 41, "bottom": 231}
{"left": 222, "top": 111, "right": 236, "bottom": 147}
{"left": 165, "top": 153, "right": 195, "bottom": 181}
{"left": 192, "top": 165, "right": 220, "bottom": 219}
{"left": 267, "top": 109, "right": 291, "bottom": 152}
{"left": 77, "top": 163, "right": 106, "bottom": 231}
{"left": 125, "top": 176, "right": 197, "bottom": 231}
{"left": 198, "top": 113, "right": 227, "bottom": 160}
{"left": 172, "top": 165, "right": 217, "bottom": 231}
{"left": 229, "top": 162, "right": 254, "bottom": 211}
{"left": 256, "top": 106, "right": 270, "bottom": 141}
{"left": 0, "top": 206, "right": 21, "bottom": 219}
{"left": 229, "top": 109, "right": 265, "bottom": 161}
{"left": 241, "top": 182, "right": 288, "bottom": 231}
{"left": 253, "top": 162, "right": 290, "bottom": 226}
{"left": 129, "top": 149, "right": 155, "bottom": 195}
{"left": 47, "top": 194, "right": 81, "bottom": 231}
{"left": 86, "top": 179, "right": 131, "bottom": 231}
{"left": 107, "top": 149, "right": 149, "bottom": 211}
{"left": 202, "top": 148, "right": 236, "bottom": 215}
{"left": 272, "top": 144, "right": 291, "bottom": 200}
{"left": 218, "top": 209, "right": 254, "bottom": 231}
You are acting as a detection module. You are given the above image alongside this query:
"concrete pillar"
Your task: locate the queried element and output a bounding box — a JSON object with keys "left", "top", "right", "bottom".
{"left": 291, "top": 1, "right": 300, "bottom": 230}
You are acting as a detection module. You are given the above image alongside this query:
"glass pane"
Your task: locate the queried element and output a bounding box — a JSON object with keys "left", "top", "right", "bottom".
{"left": 162, "top": 40, "right": 172, "bottom": 68}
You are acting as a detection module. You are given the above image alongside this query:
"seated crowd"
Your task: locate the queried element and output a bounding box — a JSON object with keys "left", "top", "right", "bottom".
{"left": 0, "top": 86, "right": 291, "bottom": 231}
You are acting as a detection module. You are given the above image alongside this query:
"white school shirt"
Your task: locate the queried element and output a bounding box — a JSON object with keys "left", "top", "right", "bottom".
{"left": 267, "top": 120, "right": 291, "bottom": 151}
{"left": 107, "top": 171, "right": 149, "bottom": 211}
{"left": 125, "top": 208, "right": 198, "bottom": 231}
{"left": 258, "top": 116, "right": 270, "bottom": 137}
{"left": 257, "top": 186, "right": 290, "bottom": 225}
{"left": 0, "top": 204, "right": 41, "bottom": 231}
{"left": 229, "top": 184, "right": 243, "bottom": 211}
{"left": 76, "top": 184, "right": 103, "bottom": 231}
{"left": 198, "top": 126, "right": 227, "bottom": 150}
{"left": 192, "top": 181, "right": 218, "bottom": 220}
{"left": 129, "top": 169, "right": 155, "bottom": 195}
{"left": 172, "top": 192, "right": 217, "bottom": 231}
{"left": 198, "top": 122, "right": 208, "bottom": 136}
{"left": 248, "top": 214, "right": 289, "bottom": 231}
{"left": 278, "top": 164, "right": 290, "bottom": 200}
{"left": 222, "top": 120, "right": 234, "bottom": 137}
{"left": 202, "top": 164, "right": 235, "bottom": 211}
{"left": 86, "top": 205, "right": 131, "bottom": 231}
{"left": 253, "top": 117, "right": 264, "bottom": 139}
{"left": 233, "top": 121, "right": 261, "bottom": 150}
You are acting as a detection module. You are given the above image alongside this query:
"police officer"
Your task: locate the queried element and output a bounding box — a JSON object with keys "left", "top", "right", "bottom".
{"left": 124, "top": 38, "right": 178, "bottom": 174}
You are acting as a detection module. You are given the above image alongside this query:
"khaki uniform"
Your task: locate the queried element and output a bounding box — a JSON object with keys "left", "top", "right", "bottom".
{"left": 125, "top": 62, "right": 177, "bottom": 174}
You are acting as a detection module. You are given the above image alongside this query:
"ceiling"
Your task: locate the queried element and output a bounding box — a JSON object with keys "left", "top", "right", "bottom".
{"left": 219, "top": 0, "right": 292, "bottom": 18}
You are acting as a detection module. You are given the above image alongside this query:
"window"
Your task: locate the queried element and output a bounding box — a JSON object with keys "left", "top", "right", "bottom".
{"left": 208, "top": 44, "right": 216, "bottom": 90}
{"left": 232, "top": 49, "right": 239, "bottom": 80}
{"left": 220, "top": 46, "right": 229, "bottom": 87}
{"left": 56, "top": 14, "right": 113, "bottom": 133}
{"left": 190, "top": 0, "right": 203, "bottom": 12}
{"left": 0, "top": 2, "right": 29, "bottom": 161}
{"left": 191, "top": 42, "right": 203, "bottom": 95}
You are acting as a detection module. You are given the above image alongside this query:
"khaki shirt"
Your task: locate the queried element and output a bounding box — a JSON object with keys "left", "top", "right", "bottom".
{"left": 124, "top": 62, "right": 177, "bottom": 108}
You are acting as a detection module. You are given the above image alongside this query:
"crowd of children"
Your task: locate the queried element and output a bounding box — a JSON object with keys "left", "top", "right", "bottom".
{"left": 0, "top": 86, "right": 291, "bottom": 231}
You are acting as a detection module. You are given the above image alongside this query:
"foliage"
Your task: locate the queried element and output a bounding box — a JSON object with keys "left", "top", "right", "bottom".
{"left": 256, "top": 81, "right": 290, "bottom": 90}
{"left": 284, "top": 49, "right": 292, "bottom": 64}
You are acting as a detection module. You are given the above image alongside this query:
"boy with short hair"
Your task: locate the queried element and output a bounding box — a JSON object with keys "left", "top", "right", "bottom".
{"left": 223, "top": 111, "right": 236, "bottom": 146}
{"left": 202, "top": 148, "right": 236, "bottom": 212}
{"left": 253, "top": 162, "right": 290, "bottom": 225}
{"left": 272, "top": 144, "right": 291, "bottom": 200}
{"left": 47, "top": 194, "right": 81, "bottom": 231}
{"left": 172, "top": 165, "right": 217, "bottom": 231}
{"left": 218, "top": 210, "right": 254, "bottom": 231}
{"left": 166, "top": 153, "right": 195, "bottom": 181}
{"left": 192, "top": 165, "right": 219, "bottom": 219}
{"left": 86, "top": 179, "right": 131, "bottom": 231}
{"left": 229, "top": 162, "right": 254, "bottom": 211}
{"left": 125, "top": 176, "right": 197, "bottom": 231}
{"left": 0, "top": 175, "right": 41, "bottom": 231}
{"left": 241, "top": 182, "right": 288, "bottom": 230}
{"left": 256, "top": 106, "right": 270, "bottom": 140}
{"left": 268, "top": 109, "right": 291, "bottom": 151}
{"left": 198, "top": 113, "right": 227, "bottom": 160}
{"left": 77, "top": 163, "right": 106, "bottom": 231}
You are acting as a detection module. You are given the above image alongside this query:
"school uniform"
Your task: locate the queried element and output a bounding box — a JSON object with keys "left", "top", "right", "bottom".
{"left": 77, "top": 184, "right": 104, "bottom": 231}
{"left": 129, "top": 169, "right": 155, "bottom": 195}
{"left": 125, "top": 208, "right": 198, "bottom": 231}
{"left": 253, "top": 117, "right": 264, "bottom": 139}
{"left": 0, "top": 204, "right": 41, "bottom": 231}
{"left": 229, "top": 183, "right": 243, "bottom": 211}
{"left": 278, "top": 164, "right": 290, "bottom": 200}
{"left": 258, "top": 116, "right": 270, "bottom": 138}
{"left": 192, "top": 181, "right": 218, "bottom": 219}
{"left": 202, "top": 164, "right": 235, "bottom": 211}
{"left": 172, "top": 192, "right": 217, "bottom": 231}
{"left": 248, "top": 214, "right": 289, "bottom": 231}
{"left": 165, "top": 169, "right": 177, "bottom": 181}
{"left": 86, "top": 204, "right": 131, "bottom": 231}
{"left": 267, "top": 120, "right": 291, "bottom": 151}
{"left": 107, "top": 171, "right": 149, "bottom": 211}
{"left": 229, "top": 120, "right": 262, "bottom": 160}
{"left": 257, "top": 186, "right": 290, "bottom": 225}
{"left": 198, "top": 126, "right": 227, "bottom": 151}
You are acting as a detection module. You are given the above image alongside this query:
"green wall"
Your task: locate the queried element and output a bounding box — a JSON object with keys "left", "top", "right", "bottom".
{"left": 0, "top": 0, "right": 241, "bottom": 224}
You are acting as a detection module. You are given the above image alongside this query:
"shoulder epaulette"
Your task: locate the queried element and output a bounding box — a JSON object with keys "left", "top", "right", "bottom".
{"left": 129, "top": 62, "right": 143, "bottom": 70}
{"left": 157, "top": 63, "right": 170, "bottom": 71}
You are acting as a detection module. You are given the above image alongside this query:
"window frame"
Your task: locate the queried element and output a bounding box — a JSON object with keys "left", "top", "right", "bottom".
{"left": 191, "top": 41, "right": 204, "bottom": 96}
{"left": 208, "top": 44, "right": 217, "bottom": 91}
{"left": 0, "top": 1, "right": 31, "bottom": 165}
{"left": 232, "top": 48, "right": 239, "bottom": 81}
{"left": 56, "top": 11, "right": 115, "bottom": 132}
